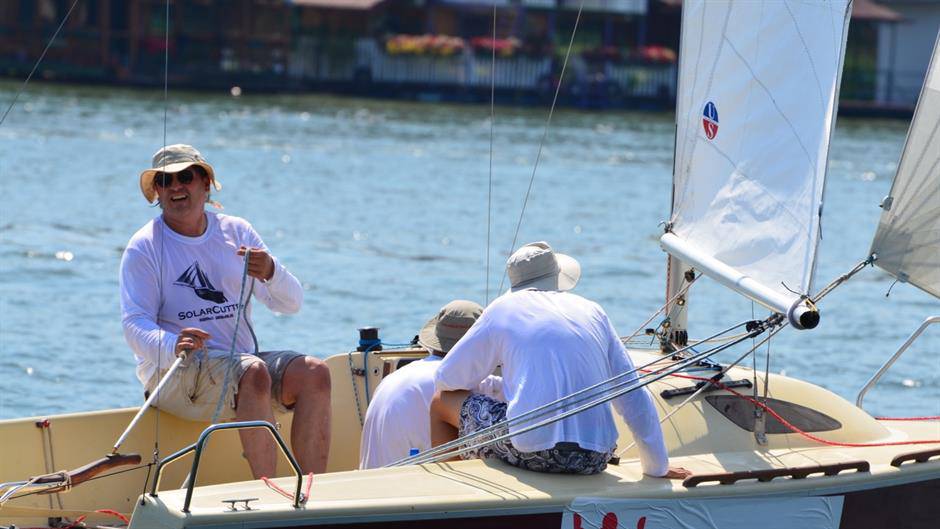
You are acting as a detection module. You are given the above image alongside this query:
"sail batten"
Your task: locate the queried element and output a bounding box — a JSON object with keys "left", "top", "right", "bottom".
{"left": 870, "top": 32, "right": 940, "bottom": 299}
{"left": 665, "top": 0, "right": 852, "bottom": 325}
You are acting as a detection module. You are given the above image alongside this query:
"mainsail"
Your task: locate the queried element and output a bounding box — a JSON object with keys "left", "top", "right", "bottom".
{"left": 662, "top": 0, "right": 852, "bottom": 329}
{"left": 869, "top": 31, "right": 940, "bottom": 300}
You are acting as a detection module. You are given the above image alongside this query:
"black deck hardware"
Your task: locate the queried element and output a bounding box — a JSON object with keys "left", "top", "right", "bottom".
{"left": 890, "top": 448, "right": 940, "bottom": 467}
{"left": 222, "top": 498, "right": 258, "bottom": 511}
{"left": 683, "top": 460, "right": 870, "bottom": 488}
{"left": 660, "top": 378, "right": 752, "bottom": 400}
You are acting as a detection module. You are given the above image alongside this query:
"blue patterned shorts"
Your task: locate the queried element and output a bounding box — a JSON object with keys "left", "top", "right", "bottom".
{"left": 458, "top": 393, "right": 613, "bottom": 475}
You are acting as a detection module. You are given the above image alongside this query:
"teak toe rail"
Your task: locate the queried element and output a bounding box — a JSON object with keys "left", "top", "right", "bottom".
{"left": 683, "top": 461, "right": 870, "bottom": 488}
{"left": 891, "top": 448, "right": 940, "bottom": 467}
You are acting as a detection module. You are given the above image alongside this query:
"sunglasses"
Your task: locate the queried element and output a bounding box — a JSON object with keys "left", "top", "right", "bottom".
{"left": 154, "top": 168, "right": 200, "bottom": 188}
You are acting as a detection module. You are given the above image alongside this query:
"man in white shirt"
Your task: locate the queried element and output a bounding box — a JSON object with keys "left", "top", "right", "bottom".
{"left": 359, "top": 300, "right": 502, "bottom": 469}
{"left": 120, "top": 144, "right": 331, "bottom": 478}
{"left": 430, "top": 242, "right": 691, "bottom": 478}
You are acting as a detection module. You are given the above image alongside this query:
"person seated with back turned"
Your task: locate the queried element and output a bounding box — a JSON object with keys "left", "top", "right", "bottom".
{"left": 429, "top": 242, "right": 691, "bottom": 478}
{"left": 359, "top": 300, "right": 503, "bottom": 469}
{"left": 120, "top": 144, "right": 331, "bottom": 478}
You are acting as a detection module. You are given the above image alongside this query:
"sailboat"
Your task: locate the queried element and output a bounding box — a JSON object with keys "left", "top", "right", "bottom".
{"left": 2, "top": 1, "right": 938, "bottom": 528}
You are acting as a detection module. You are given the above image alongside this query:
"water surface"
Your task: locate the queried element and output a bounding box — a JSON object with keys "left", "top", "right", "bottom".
{"left": 0, "top": 81, "right": 936, "bottom": 420}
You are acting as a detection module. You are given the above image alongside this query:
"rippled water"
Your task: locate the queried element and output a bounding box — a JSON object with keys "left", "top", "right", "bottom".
{"left": 0, "top": 81, "right": 936, "bottom": 420}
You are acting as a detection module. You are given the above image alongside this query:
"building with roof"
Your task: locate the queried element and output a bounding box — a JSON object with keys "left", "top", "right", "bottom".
{"left": 0, "top": 0, "right": 932, "bottom": 115}
{"left": 873, "top": 0, "right": 940, "bottom": 107}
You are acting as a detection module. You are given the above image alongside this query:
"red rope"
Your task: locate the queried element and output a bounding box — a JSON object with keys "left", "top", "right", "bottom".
{"left": 303, "top": 471, "right": 314, "bottom": 501}
{"left": 57, "top": 508, "right": 130, "bottom": 528}
{"left": 262, "top": 473, "right": 314, "bottom": 504}
{"left": 644, "top": 369, "right": 940, "bottom": 448}
{"left": 261, "top": 476, "right": 293, "bottom": 500}
{"left": 95, "top": 508, "right": 130, "bottom": 524}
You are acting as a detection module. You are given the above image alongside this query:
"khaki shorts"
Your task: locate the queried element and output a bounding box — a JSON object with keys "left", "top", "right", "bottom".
{"left": 145, "top": 350, "right": 305, "bottom": 422}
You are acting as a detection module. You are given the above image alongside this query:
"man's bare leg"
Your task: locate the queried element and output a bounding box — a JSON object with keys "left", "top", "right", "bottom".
{"left": 281, "top": 356, "right": 332, "bottom": 474}
{"left": 429, "top": 390, "right": 471, "bottom": 458}
{"left": 235, "top": 362, "right": 277, "bottom": 478}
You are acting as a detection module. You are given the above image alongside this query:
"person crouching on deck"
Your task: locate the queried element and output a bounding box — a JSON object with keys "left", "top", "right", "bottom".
{"left": 429, "top": 242, "right": 691, "bottom": 478}
{"left": 120, "top": 144, "right": 331, "bottom": 478}
{"left": 359, "top": 300, "right": 503, "bottom": 469}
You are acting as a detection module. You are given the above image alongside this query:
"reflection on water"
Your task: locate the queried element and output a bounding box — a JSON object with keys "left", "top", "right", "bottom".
{"left": 0, "top": 81, "right": 935, "bottom": 419}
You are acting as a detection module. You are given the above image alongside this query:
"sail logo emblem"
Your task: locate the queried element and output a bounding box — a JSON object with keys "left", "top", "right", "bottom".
{"left": 702, "top": 101, "right": 719, "bottom": 140}
{"left": 174, "top": 261, "right": 228, "bottom": 304}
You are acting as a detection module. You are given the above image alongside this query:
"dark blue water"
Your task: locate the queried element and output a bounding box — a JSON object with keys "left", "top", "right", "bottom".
{"left": 0, "top": 81, "right": 936, "bottom": 420}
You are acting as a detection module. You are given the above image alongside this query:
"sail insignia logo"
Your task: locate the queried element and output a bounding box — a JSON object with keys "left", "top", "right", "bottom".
{"left": 174, "top": 261, "right": 228, "bottom": 304}
{"left": 702, "top": 101, "right": 719, "bottom": 140}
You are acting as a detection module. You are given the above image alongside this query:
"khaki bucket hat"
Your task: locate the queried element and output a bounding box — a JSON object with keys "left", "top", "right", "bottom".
{"left": 507, "top": 241, "right": 580, "bottom": 292}
{"left": 418, "top": 300, "right": 484, "bottom": 354}
{"left": 139, "top": 144, "right": 221, "bottom": 203}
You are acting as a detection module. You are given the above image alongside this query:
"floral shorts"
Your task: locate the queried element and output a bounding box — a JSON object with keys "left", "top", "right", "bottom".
{"left": 458, "top": 394, "right": 613, "bottom": 475}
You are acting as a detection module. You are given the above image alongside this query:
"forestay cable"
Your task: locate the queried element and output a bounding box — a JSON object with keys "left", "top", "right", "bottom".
{"left": 0, "top": 0, "right": 81, "bottom": 128}
{"left": 497, "top": 1, "right": 586, "bottom": 293}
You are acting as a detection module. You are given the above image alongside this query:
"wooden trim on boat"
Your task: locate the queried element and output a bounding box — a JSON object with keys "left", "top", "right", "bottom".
{"left": 890, "top": 448, "right": 940, "bottom": 467}
{"left": 683, "top": 460, "right": 870, "bottom": 487}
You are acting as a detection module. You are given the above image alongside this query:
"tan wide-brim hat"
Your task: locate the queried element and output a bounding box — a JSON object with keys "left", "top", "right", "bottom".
{"left": 417, "top": 300, "right": 484, "bottom": 354}
{"left": 139, "top": 144, "right": 221, "bottom": 203}
{"left": 507, "top": 241, "right": 581, "bottom": 292}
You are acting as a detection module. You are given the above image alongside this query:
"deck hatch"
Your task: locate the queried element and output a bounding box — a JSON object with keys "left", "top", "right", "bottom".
{"left": 705, "top": 396, "right": 842, "bottom": 433}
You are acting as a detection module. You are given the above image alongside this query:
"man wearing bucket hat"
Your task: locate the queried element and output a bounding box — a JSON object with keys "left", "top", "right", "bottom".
{"left": 430, "top": 242, "right": 690, "bottom": 478}
{"left": 120, "top": 144, "right": 331, "bottom": 478}
{"left": 358, "top": 300, "right": 503, "bottom": 469}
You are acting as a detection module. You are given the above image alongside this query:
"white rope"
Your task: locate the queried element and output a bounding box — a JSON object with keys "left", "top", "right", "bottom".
{"left": 210, "top": 249, "right": 254, "bottom": 424}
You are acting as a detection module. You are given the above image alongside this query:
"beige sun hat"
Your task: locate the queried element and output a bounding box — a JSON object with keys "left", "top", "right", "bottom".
{"left": 507, "top": 241, "right": 581, "bottom": 292}
{"left": 417, "top": 300, "right": 484, "bottom": 354}
{"left": 139, "top": 144, "right": 221, "bottom": 203}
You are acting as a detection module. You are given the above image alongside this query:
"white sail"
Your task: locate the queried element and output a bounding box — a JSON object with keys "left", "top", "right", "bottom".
{"left": 662, "top": 0, "right": 852, "bottom": 329}
{"left": 869, "top": 31, "right": 940, "bottom": 300}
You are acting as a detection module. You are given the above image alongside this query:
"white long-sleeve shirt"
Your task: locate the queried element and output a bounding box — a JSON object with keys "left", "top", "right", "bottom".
{"left": 359, "top": 355, "right": 503, "bottom": 469}
{"left": 120, "top": 212, "right": 303, "bottom": 385}
{"left": 435, "top": 290, "right": 669, "bottom": 476}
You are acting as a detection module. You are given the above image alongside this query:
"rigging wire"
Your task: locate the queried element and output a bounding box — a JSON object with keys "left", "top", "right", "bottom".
{"left": 151, "top": 0, "right": 174, "bottom": 478}
{"left": 0, "top": 0, "right": 81, "bottom": 128}
{"left": 391, "top": 318, "right": 760, "bottom": 467}
{"left": 496, "top": 1, "right": 586, "bottom": 293}
{"left": 617, "top": 328, "right": 783, "bottom": 457}
{"left": 620, "top": 273, "right": 699, "bottom": 348}
{"left": 485, "top": 3, "right": 496, "bottom": 305}
{"left": 400, "top": 321, "right": 770, "bottom": 467}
